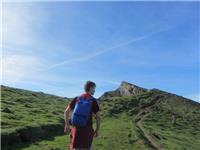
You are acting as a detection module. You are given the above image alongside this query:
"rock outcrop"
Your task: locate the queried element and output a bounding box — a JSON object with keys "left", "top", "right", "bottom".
{"left": 99, "top": 81, "right": 148, "bottom": 100}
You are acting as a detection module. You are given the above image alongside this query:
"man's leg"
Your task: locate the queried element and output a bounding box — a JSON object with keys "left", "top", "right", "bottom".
{"left": 89, "top": 145, "right": 92, "bottom": 150}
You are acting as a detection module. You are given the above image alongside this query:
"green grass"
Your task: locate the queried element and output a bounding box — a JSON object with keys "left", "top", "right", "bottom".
{"left": 1, "top": 85, "right": 200, "bottom": 150}
{"left": 1, "top": 85, "right": 69, "bottom": 133}
{"left": 1, "top": 85, "right": 69, "bottom": 149}
{"left": 142, "top": 110, "right": 200, "bottom": 150}
{"left": 12, "top": 113, "right": 147, "bottom": 150}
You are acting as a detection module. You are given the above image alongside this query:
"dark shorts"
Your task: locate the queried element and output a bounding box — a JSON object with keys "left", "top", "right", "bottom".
{"left": 70, "top": 125, "right": 94, "bottom": 150}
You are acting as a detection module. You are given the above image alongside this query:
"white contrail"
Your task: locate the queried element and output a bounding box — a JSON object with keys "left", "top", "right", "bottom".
{"left": 38, "top": 29, "right": 165, "bottom": 72}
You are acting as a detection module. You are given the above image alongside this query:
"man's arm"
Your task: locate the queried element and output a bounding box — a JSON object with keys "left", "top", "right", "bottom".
{"left": 64, "top": 105, "right": 71, "bottom": 133}
{"left": 93, "top": 111, "right": 100, "bottom": 137}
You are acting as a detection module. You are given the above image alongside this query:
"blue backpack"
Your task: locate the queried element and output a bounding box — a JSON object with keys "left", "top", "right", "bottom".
{"left": 71, "top": 96, "right": 94, "bottom": 127}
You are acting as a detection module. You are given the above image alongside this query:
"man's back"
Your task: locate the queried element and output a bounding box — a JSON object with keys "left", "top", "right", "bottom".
{"left": 69, "top": 94, "right": 99, "bottom": 127}
{"left": 69, "top": 93, "right": 100, "bottom": 149}
{"left": 64, "top": 81, "right": 100, "bottom": 150}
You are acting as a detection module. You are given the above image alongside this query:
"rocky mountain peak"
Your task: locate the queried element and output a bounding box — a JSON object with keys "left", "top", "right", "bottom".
{"left": 117, "top": 81, "right": 148, "bottom": 96}
{"left": 99, "top": 81, "right": 148, "bottom": 100}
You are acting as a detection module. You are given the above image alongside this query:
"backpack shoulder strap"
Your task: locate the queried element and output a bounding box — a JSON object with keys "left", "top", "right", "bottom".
{"left": 76, "top": 96, "right": 83, "bottom": 103}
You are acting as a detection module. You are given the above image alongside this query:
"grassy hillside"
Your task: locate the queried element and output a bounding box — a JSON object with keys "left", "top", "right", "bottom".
{"left": 1, "top": 85, "right": 69, "bottom": 149}
{"left": 100, "top": 89, "right": 200, "bottom": 149}
{"left": 1, "top": 85, "right": 200, "bottom": 150}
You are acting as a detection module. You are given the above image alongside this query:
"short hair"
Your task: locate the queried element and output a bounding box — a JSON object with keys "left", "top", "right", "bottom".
{"left": 84, "top": 81, "right": 96, "bottom": 92}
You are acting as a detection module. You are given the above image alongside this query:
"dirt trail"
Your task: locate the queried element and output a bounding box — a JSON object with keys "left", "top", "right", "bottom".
{"left": 135, "top": 110, "right": 161, "bottom": 150}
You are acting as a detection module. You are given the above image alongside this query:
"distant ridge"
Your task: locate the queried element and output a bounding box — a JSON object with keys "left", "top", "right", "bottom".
{"left": 99, "top": 81, "right": 197, "bottom": 103}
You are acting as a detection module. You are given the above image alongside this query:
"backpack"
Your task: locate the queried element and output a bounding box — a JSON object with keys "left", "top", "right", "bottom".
{"left": 71, "top": 96, "right": 94, "bottom": 127}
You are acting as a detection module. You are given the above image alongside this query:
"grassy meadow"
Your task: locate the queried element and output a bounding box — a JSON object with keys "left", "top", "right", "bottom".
{"left": 1, "top": 85, "right": 200, "bottom": 150}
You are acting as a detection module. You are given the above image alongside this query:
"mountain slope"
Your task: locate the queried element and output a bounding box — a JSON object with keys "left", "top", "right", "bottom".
{"left": 1, "top": 85, "right": 70, "bottom": 149}
{"left": 13, "top": 87, "right": 200, "bottom": 150}
{"left": 1, "top": 82, "right": 200, "bottom": 150}
{"left": 99, "top": 85, "right": 200, "bottom": 149}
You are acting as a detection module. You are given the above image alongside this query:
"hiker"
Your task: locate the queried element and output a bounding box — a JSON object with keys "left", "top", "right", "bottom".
{"left": 64, "top": 81, "right": 100, "bottom": 150}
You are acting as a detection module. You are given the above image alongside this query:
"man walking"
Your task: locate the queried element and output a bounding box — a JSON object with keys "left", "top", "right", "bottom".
{"left": 64, "top": 81, "right": 100, "bottom": 150}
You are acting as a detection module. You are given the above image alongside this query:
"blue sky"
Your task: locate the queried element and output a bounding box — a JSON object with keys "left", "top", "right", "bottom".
{"left": 2, "top": 2, "right": 199, "bottom": 102}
